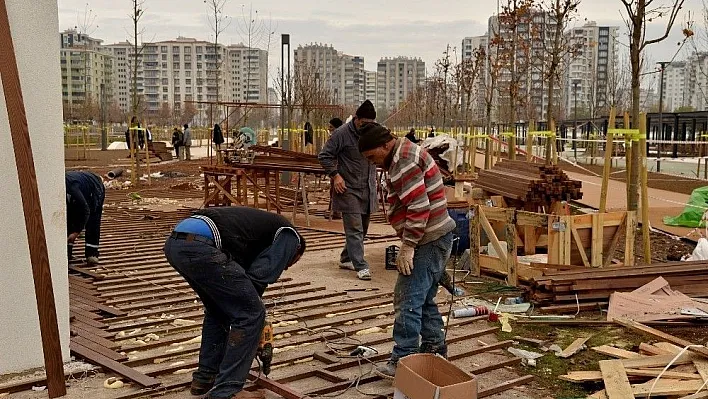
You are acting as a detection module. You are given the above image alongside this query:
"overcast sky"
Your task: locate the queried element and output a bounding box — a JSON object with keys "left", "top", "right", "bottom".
{"left": 58, "top": 0, "right": 703, "bottom": 76}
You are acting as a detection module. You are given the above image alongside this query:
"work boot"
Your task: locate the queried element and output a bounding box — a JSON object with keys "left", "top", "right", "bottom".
{"left": 374, "top": 361, "right": 397, "bottom": 379}
{"left": 229, "top": 390, "right": 265, "bottom": 399}
{"left": 190, "top": 379, "right": 214, "bottom": 396}
{"left": 420, "top": 343, "right": 448, "bottom": 358}
{"left": 357, "top": 269, "right": 372, "bottom": 281}
{"left": 86, "top": 256, "right": 100, "bottom": 265}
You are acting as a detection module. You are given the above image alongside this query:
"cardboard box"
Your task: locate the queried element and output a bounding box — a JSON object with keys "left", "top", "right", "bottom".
{"left": 393, "top": 354, "right": 477, "bottom": 399}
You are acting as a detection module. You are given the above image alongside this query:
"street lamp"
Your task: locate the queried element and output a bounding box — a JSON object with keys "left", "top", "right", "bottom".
{"left": 572, "top": 79, "right": 581, "bottom": 161}
{"left": 657, "top": 61, "right": 669, "bottom": 171}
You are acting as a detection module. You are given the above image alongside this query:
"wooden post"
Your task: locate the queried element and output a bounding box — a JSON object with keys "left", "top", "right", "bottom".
{"left": 0, "top": 1, "right": 67, "bottom": 395}
{"left": 639, "top": 113, "right": 651, "bottom": 264}
{"left": 484, "top": 136, "right": 492, "bottom": 170}
{"left": 301, "top": 173, "right": 310, "bottom": 227}
{"left": 505, "top": 209, "right": 518, "bottom": 286}
{"left": 509, "top": 126, "right": 517, "bottom": 160}
{"left": 600, "top": 107, "right": 617, "bottom": 213}
{"left": 143, "top": 128, "right": 151, "bottom": 185}
{"left": 527, "top": 120, "right": 535, "bottom": 162}
{"left": 545, "top": 120, "right": 554, "bottom": 165}
{"left": 470, "top": 205, "right": 481, "bottom": 277}
{"left": 624, "top": 112, "right": 631, "bottom": 210}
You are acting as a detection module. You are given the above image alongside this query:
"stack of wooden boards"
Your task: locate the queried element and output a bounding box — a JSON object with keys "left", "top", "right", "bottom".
{"left": 475, "top": 160, "right": 582, "bottom": 204}
{"left": 249, "top": 145, "right": 324, "bottom": 174}
{"left": 530, "top": 261, "right": 708, "bottom": 313}
{"left": 148, "top": 142, "right": 173, "bottom": 161}
{"left": 606, "top": 277, "right": 708, "bottom": 322}
{"left": 561, "top": 318, "right": 708, "bottom": 398}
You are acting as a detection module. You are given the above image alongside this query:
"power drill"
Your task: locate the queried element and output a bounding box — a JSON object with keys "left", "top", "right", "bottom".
{"left": 257, "top": 319, "right": 274, "bottom": 376}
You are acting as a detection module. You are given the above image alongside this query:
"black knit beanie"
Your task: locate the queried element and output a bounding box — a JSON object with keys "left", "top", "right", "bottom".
{"left": 355, "top": 100, "right": 376, "bottom": 120}
{"left": 358, "top": 123, "right": 394, "bottom": 152}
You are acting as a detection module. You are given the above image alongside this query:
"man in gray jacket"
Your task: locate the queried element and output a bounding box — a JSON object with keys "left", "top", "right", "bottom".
{"left": 183, "top": 123, "right": 192, "bottom": 160}
{"left": 318, "top": 100, "right": 378, "bottom": 280}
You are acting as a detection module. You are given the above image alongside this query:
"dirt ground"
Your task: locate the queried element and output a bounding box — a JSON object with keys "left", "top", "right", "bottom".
{"left": 12, "top": 149, "right": 697, "bottom": 399}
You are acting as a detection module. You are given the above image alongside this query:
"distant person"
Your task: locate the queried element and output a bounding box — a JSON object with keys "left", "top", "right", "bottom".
{"left": 428, "top": 127, "right": 436, "bottom": 138}
{"left": 125, "top": 116, "right": 139, "bottom": 151}
{"left": 405, "top": 128, "right": 420, "bottom": 144}
{"left": 328, "top": 118, "right": 343, "bottom": 135}
{"left": 183, "top": 123, "right": 192, "bottom": 160}
{"left": 172, "top": 127, "right": 183, "bottom": 160}
{"left": 145, "top": 126, "right": 153, "bottom": 144}
{"left": 66, "top": 171, "right": 105, "bottom": 265}
{"left": 213, "top": 123, "right": 224, "bottom": 148}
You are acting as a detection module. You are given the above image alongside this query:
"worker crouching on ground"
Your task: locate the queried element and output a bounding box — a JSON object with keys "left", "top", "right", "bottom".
{"left": 66, "top": 171, "right": 105, "bottom": 265}
{"left": 358, "top": 123, "right": 456, "bottom": 379}
{"left": 164, "top": 206, "right": 306, "bottom": 399}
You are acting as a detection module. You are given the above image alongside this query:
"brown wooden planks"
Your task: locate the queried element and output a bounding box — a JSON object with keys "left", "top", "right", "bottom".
{"left": 70, "top": 342, "right": 160, "bottom": 387}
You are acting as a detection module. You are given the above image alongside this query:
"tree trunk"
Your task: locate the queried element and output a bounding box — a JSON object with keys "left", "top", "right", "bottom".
{"left": 628, "top": 9, "right": 643, "bottom": 212}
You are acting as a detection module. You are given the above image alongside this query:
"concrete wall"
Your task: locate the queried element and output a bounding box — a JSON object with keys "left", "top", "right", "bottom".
{"left": 0, "top": 0, "right": 70, "bottom": 373}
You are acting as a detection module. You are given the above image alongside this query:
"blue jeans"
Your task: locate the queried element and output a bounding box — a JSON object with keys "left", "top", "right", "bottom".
{"left": 340, "top": 213, "right": 370, "bottom": 271}
{"left": 391, "top": 232, "right": 453, "bottom": 362}
{"left": 164, "top": 237, "right": 265, "bottom": 399}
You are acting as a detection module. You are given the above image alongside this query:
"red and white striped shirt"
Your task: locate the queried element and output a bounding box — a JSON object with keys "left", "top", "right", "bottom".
{"left": 386, "top": 138, "right": 455, "bottom": 247}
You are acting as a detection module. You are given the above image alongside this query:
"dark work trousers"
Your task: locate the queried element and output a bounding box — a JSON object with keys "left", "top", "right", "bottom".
{"left": 85, "top": 185, "right": 105, "bottom": 258}
{"left": 340, "top": 213, "right": 371, "bottom": 271}
{"left": 164, "top": 237, "right": 265, "bottom": 399}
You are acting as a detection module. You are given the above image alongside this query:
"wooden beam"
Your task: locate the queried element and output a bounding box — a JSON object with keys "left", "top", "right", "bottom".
{"left": 470, "top": 205, "right": 481, "bottom": 277}
{"left": 599, "top": 359, "right": 634, "bottom": 399}
{"left": 0, "top": 2, "right": 66, "bottom": 396}
{"left": 615, "top": 318, "right": 708, "bottom": 358}
{"left": 571, "top": 226, "right": 591, "bottom": 268}
{"left": 600, "top": 107, "right": 616, "bottom": 213}
{"left": 70, "top": 342, "right": 160, "bottom": 387}
{"left": 505, "top": 209, "right": 518, "bottom": 286}
{"left": 478, "top": 207, "right": 507, "bottom": 264}
{"left": 624, "top": 211, "right": 637, "bottom": 266}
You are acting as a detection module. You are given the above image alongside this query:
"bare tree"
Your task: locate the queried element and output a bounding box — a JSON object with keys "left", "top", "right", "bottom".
{"left": 620, "top": 0, "right": 686, "bottom": 211}
{"left": 129, "top": 0, "right": 145, "bottom": 119}
{"left": 497, "top": 0, "right": 536, "bottom": 158}
{"left": 205, "top": 0, "right": 230, "bottom": 109}
{"left": 539, "top": 0, "right": 581, "bottom": 128}
{"left": 455, "top": 47, "right": 486, "bottom": 131}
{"left": 293, "top": 59, "right": 332, "bottom": 124}
{"left": 607, "top": 46, "right": 631, "bottom": 114}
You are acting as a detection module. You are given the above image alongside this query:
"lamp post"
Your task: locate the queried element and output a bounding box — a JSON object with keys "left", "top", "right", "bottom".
{"left": 657, "top": 61, "right": 669, "bottom": 172}
{"left": 572, "top": 79, "right": 581, "bottom": 160}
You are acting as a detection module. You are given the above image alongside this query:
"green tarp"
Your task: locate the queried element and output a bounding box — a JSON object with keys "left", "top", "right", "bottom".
{"left": 663, "top": 186, "right": 708, "bottom": 228}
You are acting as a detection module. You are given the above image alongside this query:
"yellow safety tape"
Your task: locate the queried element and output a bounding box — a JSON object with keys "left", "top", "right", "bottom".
{"left": 499, "top": 132, "right": 515, "bottom": 137}
{"left": 528, "top": 130, "right": 556, "bottom": 137}
{"left": 607, "top": 128, "right": 644, "bottom": 141}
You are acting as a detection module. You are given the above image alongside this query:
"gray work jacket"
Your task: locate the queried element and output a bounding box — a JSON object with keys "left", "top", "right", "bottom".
{"left": 318, "top": 121, "right": 378, "bottom": 214}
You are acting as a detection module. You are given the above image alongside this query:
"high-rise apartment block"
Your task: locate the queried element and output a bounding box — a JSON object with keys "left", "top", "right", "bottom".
{"left": 365, "top": 70, "right": 377, "bottom": 107}
{"left": 293, "top": 43, "right": 365, "bottom": 106}
{"left": 376, "top": 57, "right": 426, "bottom": 113}
{"left": 100, "top": 36, "right": 269, "bottom": 118}
{"left": 59, "top": 29, "right": 114, "bottom": 116}
{"left": 564, "top": 22, "right": 619, "bottom": 118}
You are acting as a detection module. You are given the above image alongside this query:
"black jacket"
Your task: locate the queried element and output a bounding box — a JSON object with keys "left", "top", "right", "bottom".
{"left": 193, "top": 207, "right": 298, "bottom": 268}
{"left": 66, "top": 171, "right": 104, "bottom": 235}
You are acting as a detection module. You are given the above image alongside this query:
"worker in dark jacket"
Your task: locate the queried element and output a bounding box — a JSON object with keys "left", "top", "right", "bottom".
{"left": 164, "top": 207, "right": 306, "bottom": 399}
{"left": 66, "top": 171, "right": 105, "bottom": 265}
{"left": 318, "top": 100, "right": 378, "bottom": 281}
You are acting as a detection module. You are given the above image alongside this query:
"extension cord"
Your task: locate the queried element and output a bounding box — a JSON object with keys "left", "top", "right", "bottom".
{"left": 350, "top": 345, "right": 377, "bottom": 357}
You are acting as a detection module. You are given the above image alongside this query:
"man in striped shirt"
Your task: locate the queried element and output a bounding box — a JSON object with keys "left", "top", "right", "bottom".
{"left": 358, "top": 123, "right": 456, "bottom": 378}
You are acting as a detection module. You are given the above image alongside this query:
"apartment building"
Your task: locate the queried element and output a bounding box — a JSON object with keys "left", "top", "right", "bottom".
{"left": 103, "top": 36, "right": 269, "bottom": 118}
{"left": 564, "top": 22, "right": 619, "bottom": 118}
{"left": 103, "top": 41, "right": 143, "bottom": 113}
{"left": 376, "top": 57, "right": 426, "bottom": 113}
{"left": 365, "top": 70, "right": 377, "bottom": 106}
{"left": 461, "top": 35, "right": 488, "bottom": 121}
{"left": 59, "top": 29, "right": 114, "bottom": 116}
{"left": 293, "top": 43, "right": 365, "bottom": 106}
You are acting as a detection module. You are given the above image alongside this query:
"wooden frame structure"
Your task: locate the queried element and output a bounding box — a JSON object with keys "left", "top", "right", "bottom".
{"left": 469, "top": 205, "right": 636, "bottom": 287}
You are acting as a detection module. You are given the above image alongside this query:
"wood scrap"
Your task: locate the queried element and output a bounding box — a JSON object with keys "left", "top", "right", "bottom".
{"left": 632, "top": 379, "right": 704, "bottom": 396}
{"left": 614, "top": 318, "right": 708, "bottom": 358}
{"left": 592, "top": 345, "right": 642, "bottom": 359}
{"left": 599, "top": 360, "right": 634, "bottom": 399}
{"left": 558, "top": 337, "right": 591, "bottom": 358}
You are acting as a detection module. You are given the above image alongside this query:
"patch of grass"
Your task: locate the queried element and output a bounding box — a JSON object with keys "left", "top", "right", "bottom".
{"left": 497, "top": 322, "right": 647, "bottom": 399}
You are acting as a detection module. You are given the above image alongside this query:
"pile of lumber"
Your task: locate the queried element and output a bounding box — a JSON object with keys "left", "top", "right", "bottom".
{"left": 530, "top": 261, "right": 708, "bottom": 313}
{"left": 475, "top": 160, "right": 582, "bottom": 204}
{"left": 560, "top": 318, "right": 708, "bottom": 398}
{"left": 148, "top": 141, "right": 173, "bottom": 161}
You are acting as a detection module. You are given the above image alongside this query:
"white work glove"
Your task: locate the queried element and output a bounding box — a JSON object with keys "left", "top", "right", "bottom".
{"left": 396, "top": 244, "right": 415, "bottom": 276}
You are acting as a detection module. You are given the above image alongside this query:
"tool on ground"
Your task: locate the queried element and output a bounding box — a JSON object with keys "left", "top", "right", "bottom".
{"left": 350, "top": 345, "right": 378, "bottom": 357}
{"left": 257, "top": 319, "right": 274, "bottom": 376}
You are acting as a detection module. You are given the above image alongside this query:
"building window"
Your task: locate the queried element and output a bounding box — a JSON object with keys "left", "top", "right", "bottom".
{"left": 184, "top": 46, "right": 191, "bottom": 54}
{"left": 172, "top": 46, "right": 179, "bottom": 53}
{"left": 174, "top": 78, "right": 180, "bottom": 85}
{"left": 196, "top": 46, "right": 203, "bottom": 54}
{"left": 185, "top": 54, "right": 191, "bottom": 62}
{"left": 161, "top": 46, "right": 167, "bottom": 53}
{"left": 162, "top": 54, "right": 167, "bottom": 61}
{"left": 173, "top": 62, "right": 180, "bottom": 70}
{"left": 185, "top": 62, "right": 192, "bottom": 69}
